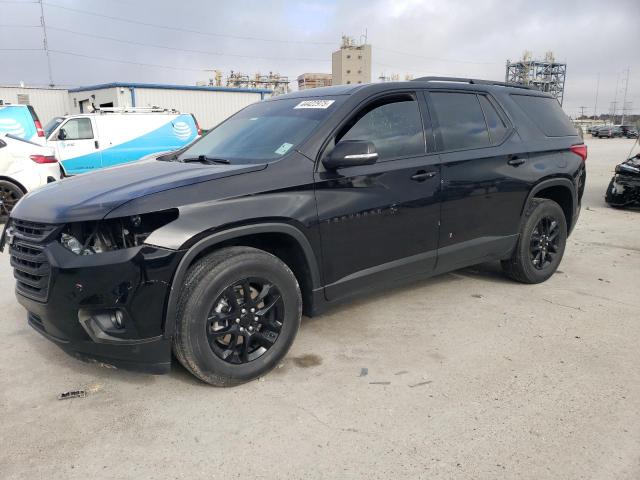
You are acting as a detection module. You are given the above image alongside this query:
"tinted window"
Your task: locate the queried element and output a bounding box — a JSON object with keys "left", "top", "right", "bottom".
{"left": 338, "top": 97, "right": 425, "bottom": 161}
{"left": 478, "top": 95, "right": 509, "bottom": 144}
{"left": 511, "top": 95, "right": 577, "bottom": 137}
{"left": 180, "top": 97, "right": 343, "bottom": 164}
{"left": 430, "top": 92, "right": 489, "bottom": 150}
{"left": 61, "top": 118, "right": 93, "bottom": 140}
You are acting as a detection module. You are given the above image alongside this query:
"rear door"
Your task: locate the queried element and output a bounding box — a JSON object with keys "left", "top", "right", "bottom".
{"left": 52, "top": 117, "right": 101, "bottom": 174}
{"left": 426, "top": 90, "right": 530, "bottom": 272}
{"left": 314, "top": 91, "right": 441, "bottom": 301}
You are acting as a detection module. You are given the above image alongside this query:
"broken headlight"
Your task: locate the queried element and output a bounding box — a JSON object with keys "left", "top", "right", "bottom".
{"left": 59, "top": 209, "right": 178, "bottom": 255}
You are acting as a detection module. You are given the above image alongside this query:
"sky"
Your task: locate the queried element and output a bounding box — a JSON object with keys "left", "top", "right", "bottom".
{"left": 1, "top": 0, "right": 639, "bottom": 117}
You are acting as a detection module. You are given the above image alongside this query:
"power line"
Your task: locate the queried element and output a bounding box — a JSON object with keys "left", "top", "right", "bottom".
{"left": 376, "top": 47, "right": 499, "bottom": 66}
{"left": 0, "top": 24, "right": 41, "bottom": 27}
{"left": 49, "top": 49, "right": 211, "bottom": 72}
{"left": 45, "top": 26, "right": 330, "bottom": 63}
{"left": 42, "top": 2, "right": 335, "bottom": 46}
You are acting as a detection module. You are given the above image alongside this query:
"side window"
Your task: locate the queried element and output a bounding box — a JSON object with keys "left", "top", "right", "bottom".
{"left": 60, "top": 118, "right": 93, "bottom": 140}
{"left": 478, "top": 95, "right": 509, "bottom": 144}
{"left": 430, "top": 92, "right": 489, "bottom": 150}
{"left": 337, "top": 95, "right": 425, "bottom": 161}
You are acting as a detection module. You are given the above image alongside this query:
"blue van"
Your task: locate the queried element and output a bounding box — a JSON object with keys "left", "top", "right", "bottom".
{"left": 0, "top": 104, "right": 46, "bottom": 143}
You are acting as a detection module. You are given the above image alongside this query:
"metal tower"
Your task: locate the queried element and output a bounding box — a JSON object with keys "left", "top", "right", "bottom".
{"left": 505, "top": 51, "right": 567, "bottom": 105}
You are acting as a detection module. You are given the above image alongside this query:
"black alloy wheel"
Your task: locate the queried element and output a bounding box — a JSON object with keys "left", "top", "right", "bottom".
{"left": 529, "top": 216, "right": 561, "bottom": 270}
{"left": 501, "top": 198, "right": 567, "bottom": 284}
{"left": 206, "top": 277, "right": 284, "bottom": 364}
{"left": 173, "top": 246, "right": 302, "bottom": 386}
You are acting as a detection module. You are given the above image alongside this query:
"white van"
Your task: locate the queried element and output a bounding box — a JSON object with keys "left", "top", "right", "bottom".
{"left": 46, "top": 107, "right": 201, "bottom": 175}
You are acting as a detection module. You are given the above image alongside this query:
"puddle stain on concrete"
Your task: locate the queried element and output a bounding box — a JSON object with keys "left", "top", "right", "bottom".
{"left": 292, "top": 354, "right": 323, "bottom": 368}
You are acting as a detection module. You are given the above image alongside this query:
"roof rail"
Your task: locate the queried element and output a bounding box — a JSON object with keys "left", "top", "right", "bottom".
{"left": 411, "top": 76, "right": 536, "bottom": 90}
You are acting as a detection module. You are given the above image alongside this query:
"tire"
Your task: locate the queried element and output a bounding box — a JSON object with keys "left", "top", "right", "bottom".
{"left": 0, "top": 180, "right": 24, "bottom": 222}
{"left": 173, "top": 246, "right": 302, "bottom": 386}
{"left": 501, "top": 198, "right": 567, "bottom": 284}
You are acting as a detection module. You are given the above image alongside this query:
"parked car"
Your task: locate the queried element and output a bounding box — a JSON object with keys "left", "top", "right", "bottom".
{"left": 2, "top": 77, "right": 586, "bottom": 386}
{"left": 593, "top": 125, "right": 618, "bottom": 138}
{"left": 45, "top": 108, "right": 201, "bottom": 175}
{"left": 618, "top": 125, "right": 639, "bottom": 139}
{"left": 605, "top": 152, "right": 640, "bottom": 207}
{"left": 0, "top": 104, "right": 46, "bottom": 144}
{"left": 0, "top": 134, "right": 60, "bottom": 220}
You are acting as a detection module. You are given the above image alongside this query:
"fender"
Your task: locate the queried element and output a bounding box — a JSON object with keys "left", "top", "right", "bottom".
{"left": 522, "top": 176, "right": 578, "bottom": 229}
{"left": 162, "top": 222, "right": 322, "bottom": 338}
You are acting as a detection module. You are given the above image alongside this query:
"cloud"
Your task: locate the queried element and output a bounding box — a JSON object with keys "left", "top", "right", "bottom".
{"left": 1, "top": 0, "right": 639, "bottom": 115}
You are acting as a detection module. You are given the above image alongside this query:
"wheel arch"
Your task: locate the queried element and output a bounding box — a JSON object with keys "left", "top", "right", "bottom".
{"left": 0, "top": 176, "right": 28, "bottom": 194}
{"left": 163, "top": 223, "right": 322, "bottom": 338}
{"left": 524, "top": 177, "right": 576, "bottom": 232}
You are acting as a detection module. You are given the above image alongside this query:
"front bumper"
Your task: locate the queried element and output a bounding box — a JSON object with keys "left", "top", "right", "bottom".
{"left": 8, "top": 225, "right": 184, "bottom": 374}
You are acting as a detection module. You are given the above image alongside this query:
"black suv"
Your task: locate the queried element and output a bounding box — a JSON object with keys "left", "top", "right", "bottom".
{"left": 1, "top": 78, "right": 586, "bottom": 386}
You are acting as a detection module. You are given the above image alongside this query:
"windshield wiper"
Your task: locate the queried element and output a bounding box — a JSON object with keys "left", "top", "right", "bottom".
{"left": 180, "top": 155, "right": 230, "bottom": 165}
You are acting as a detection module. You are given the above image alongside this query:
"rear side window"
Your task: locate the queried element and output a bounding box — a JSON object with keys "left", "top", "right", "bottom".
{"left": 430, "top": 92, "right": 489, "bottom": 150}
{"left": 60, "top": 118, "right": 94, "bottom": 140}
{"left": 338, "top": 95, "right": 425, "bottom": 161}
{"left": 478, "top": 95, "right": 509, "bottom": 144}
{"left": 511, "top": 95, "right": 577, "bottom": 137}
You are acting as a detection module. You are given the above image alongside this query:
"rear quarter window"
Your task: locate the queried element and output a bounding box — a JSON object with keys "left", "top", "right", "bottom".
{"left": 510, "top": 94, "right": 577, "bottom": 137}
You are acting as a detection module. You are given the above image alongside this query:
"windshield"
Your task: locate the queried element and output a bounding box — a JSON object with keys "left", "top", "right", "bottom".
{"left": 44, "top": 117, "right": 64, "bottom": 137}
{"left": 178, "top": 97, "right": 342, "bottom": 164}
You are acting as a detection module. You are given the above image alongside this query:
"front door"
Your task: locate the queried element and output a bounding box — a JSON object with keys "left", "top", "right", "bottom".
{"left": 52, "top": 117, "right": 101, "bottom": 174}
{"left": 314, "top": 92, "right": 441, "bottom": 301}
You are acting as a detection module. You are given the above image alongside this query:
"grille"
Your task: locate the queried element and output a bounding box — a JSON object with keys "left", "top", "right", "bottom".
{"left": 11, "top": 219, "right": 59, "bottom": 243}
{"left": 10, "top": 241, "right": 51, "bottom": 301}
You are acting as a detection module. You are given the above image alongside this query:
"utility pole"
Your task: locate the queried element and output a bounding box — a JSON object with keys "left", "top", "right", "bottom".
{"left": 578, "top": 106, "right": 588, "bottom": 118}
{"left": 39, "top": 0, "right": 54, "bottom": 87}
{"left": 620, "top": 67, "right": 630, "bottom": 125}
{"left": 612, "top": 73, "right": 620, "bottom": 124}
{"left": 593, "top": 73, "right": 599, "bottom": 120}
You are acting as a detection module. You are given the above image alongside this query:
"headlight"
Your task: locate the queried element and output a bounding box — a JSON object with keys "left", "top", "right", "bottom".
{"left": 59, "top": 209, "right": 178, "bottom": 255}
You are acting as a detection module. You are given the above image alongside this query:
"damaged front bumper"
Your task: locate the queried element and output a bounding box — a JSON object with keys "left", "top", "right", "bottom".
{"left": 5, "top": 220, "right": 184, "bottom": 373}
{"left": 605, "top": 157, "right": 640, "bottom": 207}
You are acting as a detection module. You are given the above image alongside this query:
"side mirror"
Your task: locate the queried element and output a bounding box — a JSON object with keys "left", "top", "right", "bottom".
{"left": 323, "top": 140, "right": 378, "bottom": 170}
{"left": 57, "top": 129, "right": 67, "bottom": 140}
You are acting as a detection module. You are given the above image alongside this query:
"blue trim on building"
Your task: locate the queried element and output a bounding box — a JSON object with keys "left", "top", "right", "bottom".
{"left": 68, "top": 82, "right": 272, "bottom": 95}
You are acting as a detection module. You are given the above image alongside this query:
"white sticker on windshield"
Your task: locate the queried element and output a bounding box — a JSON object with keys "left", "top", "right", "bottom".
{"left": 294, "top": 100, "right": 335, "bottom": 109}
{"left": 275, "top": 142, "right": 294, "bottom": 155}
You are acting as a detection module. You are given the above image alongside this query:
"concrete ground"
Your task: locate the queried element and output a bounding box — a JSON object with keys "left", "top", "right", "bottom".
{"left": 1, "top": 137, "right": 639, "bottom": 479}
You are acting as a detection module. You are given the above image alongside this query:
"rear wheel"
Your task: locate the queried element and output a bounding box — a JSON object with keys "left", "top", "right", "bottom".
{"left": 501, "top": 198, "right": 567, "bottom": 284}
{"left": 173, "top": 246, "right": 302, "bottom": 386}
{"left": 0, "top": 180, "right": 24, "bottom": 221}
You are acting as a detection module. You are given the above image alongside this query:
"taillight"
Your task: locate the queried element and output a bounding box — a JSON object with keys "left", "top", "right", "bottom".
{"left": 570, "top": 144, "right": 587, "bottom": 162}
{"left": 34, "top": 119, "right": 45, "bottom": 137}
{"left": 30, "top": 154, "right": 58, "bottom": 164}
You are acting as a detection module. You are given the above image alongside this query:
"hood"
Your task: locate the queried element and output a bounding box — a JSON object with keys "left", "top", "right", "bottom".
{"left": 11, "top": 158, "right": 267, "bottom": 224}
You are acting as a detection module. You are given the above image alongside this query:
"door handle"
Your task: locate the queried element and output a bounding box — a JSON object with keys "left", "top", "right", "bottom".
{"left": 411, "top": 170, "right": 436, "bottom": 182}
{"left": 94, "top": 140, "right": 99, "bottom": 149}
{"left": 507, "top": 156, "right": 526, "bottom": 167}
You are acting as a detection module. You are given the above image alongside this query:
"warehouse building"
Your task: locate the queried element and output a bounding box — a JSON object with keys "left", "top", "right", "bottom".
{"left": 0, "top": 85, "right": 70, "bottom": 124}
{"left": 67, "top": 82, "right": 271, "bottom": 129}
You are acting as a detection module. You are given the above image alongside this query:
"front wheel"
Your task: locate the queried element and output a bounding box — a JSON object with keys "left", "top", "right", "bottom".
{"left": 501, "top": 198, "right": 567, "bottom": 284}
{"left": 173, "top": 246, "right": 302, "bottom": 386}
{"left": 0, "top": 180, "right": 24, "bottom": 221}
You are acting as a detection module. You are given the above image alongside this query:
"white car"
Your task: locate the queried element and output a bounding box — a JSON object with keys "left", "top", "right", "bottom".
{"left": 0, "top": 134, "right": 61, "bottom": 219}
